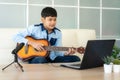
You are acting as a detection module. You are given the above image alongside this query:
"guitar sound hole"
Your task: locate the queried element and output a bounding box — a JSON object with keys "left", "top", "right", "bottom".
{"left": 34, "top": 48, "right": 39, "bottom": 52}
{"left": 34, "top": 48, "right": 45, "bottom": 52}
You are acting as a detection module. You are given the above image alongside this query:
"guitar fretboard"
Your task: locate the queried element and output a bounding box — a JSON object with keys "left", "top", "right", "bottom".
{"left": 43, "top": 46, "right": 75, "bottom": 51}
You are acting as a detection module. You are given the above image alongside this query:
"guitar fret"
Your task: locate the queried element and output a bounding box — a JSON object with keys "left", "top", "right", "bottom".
{"left": 44, "top": 46, "right": 69, "bottom": 51}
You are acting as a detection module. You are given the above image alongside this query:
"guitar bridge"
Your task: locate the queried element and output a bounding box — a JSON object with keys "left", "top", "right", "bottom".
{"left": 25, "top": 44, "right": 28, "bottom": 54}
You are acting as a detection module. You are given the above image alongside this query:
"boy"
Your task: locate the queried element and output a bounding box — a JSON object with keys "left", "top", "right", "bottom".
{"left": 13, "top": 7, "right": 80, "bottom": 64}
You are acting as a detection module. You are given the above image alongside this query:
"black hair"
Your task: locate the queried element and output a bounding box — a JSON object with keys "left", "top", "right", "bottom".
{"left": 41, "top": 7, "right": 57, "bottom": 18}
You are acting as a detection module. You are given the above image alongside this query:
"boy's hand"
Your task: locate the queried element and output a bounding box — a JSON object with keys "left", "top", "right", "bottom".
{"left": 64, "top": 47, "right": 76, "bottom": 55}
{"left": 28, "top": 40, "right": 44, "bottom": 51}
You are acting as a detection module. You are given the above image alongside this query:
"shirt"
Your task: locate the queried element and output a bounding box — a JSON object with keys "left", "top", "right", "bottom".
{"left": 13, "top": 23, "right": 64, "bottom": 60}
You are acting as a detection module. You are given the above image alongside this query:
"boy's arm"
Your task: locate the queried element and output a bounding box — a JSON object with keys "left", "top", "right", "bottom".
{"left": 12, "top": 25, "right": 34, "bottom": 45}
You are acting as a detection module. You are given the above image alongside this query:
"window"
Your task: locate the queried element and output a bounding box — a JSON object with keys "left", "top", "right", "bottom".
{"left": 0, "top": 0, "right": 120, "bottom": 46}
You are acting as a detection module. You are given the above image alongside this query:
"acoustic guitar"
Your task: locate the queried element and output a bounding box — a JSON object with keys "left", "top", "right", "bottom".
{"left": 17, "top": 36, "right": 85, "bottom": 60}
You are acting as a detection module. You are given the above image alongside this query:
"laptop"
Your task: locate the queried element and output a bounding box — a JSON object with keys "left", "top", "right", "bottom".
{"left": 60, "top": 39, "right": 115, "bottom": 70}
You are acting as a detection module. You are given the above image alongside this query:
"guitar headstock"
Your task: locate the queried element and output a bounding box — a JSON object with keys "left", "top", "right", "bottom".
{"left": 77, "top": 47, "right": 85, "bottom": 54}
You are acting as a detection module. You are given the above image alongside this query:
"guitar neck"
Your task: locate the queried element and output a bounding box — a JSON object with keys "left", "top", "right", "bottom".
{"left": 43, "top": 46, "right": 76, "bottom": 52}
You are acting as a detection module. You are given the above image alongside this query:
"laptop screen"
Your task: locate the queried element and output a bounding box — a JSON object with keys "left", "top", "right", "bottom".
{"left": 80, "top": 39, "right": 115, "bottom": 69}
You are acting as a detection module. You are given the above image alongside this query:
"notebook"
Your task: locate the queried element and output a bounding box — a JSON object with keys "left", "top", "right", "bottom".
{"left": 60, "top": 39, "right": 115, "bottom": 70}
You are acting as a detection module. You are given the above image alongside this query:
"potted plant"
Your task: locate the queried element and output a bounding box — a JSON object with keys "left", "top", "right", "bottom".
{"left": 112, "top": 59, "right": 120, "bottom": 73}
{"left": 111, "top": 46, "right": 120, "bottom": 73}
{"left": 102, "top": 56, "right": 113, "bottom": 73}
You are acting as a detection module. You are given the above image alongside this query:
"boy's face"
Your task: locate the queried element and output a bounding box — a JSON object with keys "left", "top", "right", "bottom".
{"left": 41, "top": 16, "right": 57, "bottom": 30}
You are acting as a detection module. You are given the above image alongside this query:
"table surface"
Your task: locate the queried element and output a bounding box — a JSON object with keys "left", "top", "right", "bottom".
{"left": 0, "top": 63, "right": 120, "bottom": 80}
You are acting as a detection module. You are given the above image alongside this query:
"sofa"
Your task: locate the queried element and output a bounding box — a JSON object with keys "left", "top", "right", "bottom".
{"left": 0, "top": 28, "right": 96, "bottom": 64}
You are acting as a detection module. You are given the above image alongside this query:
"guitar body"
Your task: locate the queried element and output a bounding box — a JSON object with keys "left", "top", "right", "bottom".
{"left": 17, "top": 37, "right": 49, "bottom": 60}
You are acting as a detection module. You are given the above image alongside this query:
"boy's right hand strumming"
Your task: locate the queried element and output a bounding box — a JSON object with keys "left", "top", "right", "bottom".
{"left": 28, "top": 40, "right": 44, "bottom": 51}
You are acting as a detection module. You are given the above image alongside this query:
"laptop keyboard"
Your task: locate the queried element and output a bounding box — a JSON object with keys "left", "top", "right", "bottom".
{"left": 70, "top": 63, "right": 81, "bottom": 66}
